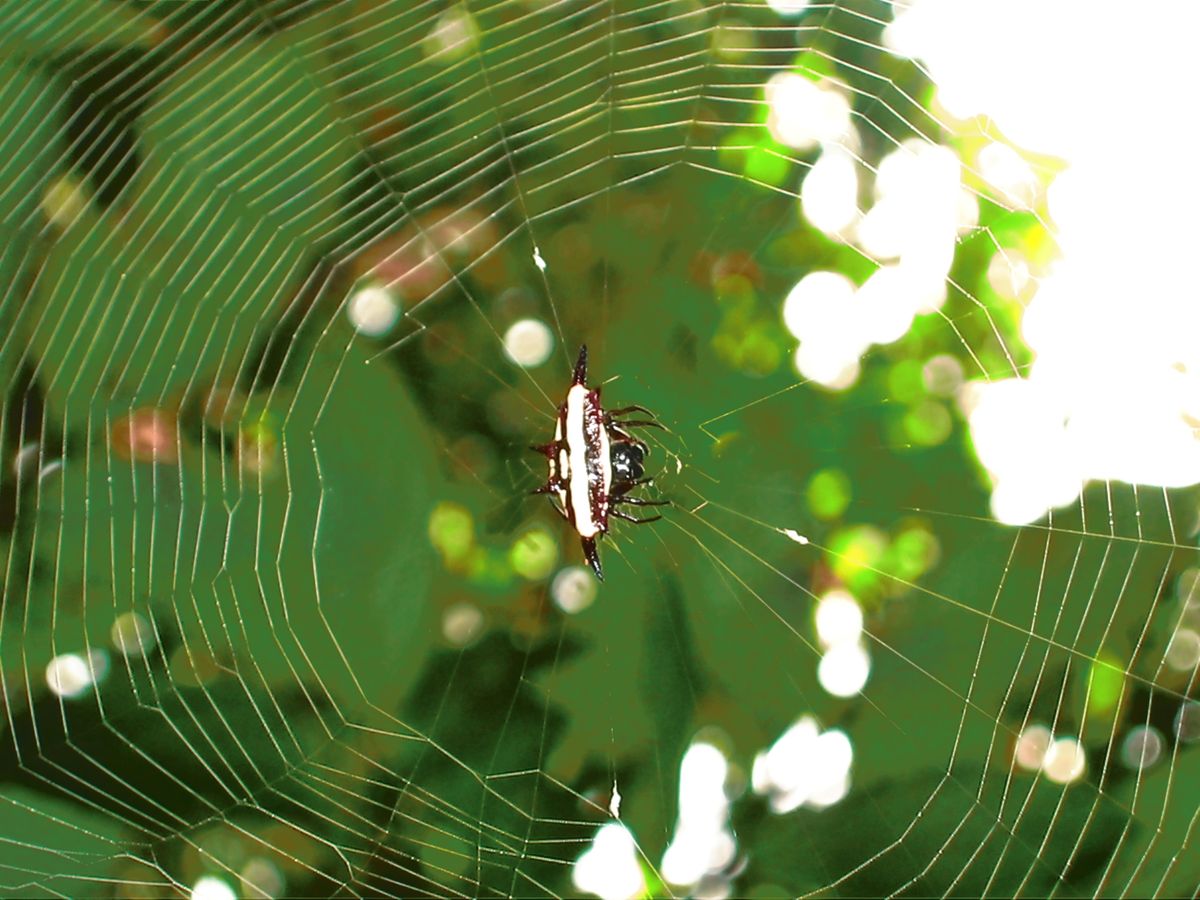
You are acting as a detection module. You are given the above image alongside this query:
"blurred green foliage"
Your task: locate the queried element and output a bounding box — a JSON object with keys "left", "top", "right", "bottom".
{"left": 0, "top": 1, "right": 1196, "bottom": 898}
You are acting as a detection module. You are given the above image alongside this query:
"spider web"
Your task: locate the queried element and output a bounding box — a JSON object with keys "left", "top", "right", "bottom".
{"left": 0, "top": 1, "right": 1197, "bottom": 898}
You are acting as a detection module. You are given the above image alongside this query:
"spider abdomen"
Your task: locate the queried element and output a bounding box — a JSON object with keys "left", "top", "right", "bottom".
{"left": 532, "top": 345, "right": 668, "bottom": 581}
{"left": 562, "top": 383, "right": 611, "bottom": 538}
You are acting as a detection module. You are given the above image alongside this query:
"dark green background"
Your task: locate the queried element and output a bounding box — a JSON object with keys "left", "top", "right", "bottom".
{"left": 0, "top": 1, "right": 1195, "bottom": 897}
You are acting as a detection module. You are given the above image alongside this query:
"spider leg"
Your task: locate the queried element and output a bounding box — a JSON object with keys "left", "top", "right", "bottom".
{"left": 610, "top": 419, "right": 666, "bottom": 431}
{"left": 612, "top": 510, "right": 663, "bottom": 524}
{"left": 614, "top": 496, "right": 670, "bottom": 507}
{"left": 573, "top": 345, "right": 588, "bottom": 386}
{"left": 530, "top": 482, "right": 560, "bottom": 496}
{"left": 605, "top": 407, "right": 664, "bottom": 428}
{"left": 609, "top": 430, "right": 650, "bottom": 453}
{"left": 606, "top": 405, "right": 656, "bottom": 418}
{"left": 605, "top": 406, "right": 666, "bottom": 433}
{"left": 610, "top": 477, "right": 654, "bottom": 500}
{"left": 530, "top": 441, "right": 565, "bottom": 456}
{"left": 580, "top": 535, "right": 603, "bottom": 581}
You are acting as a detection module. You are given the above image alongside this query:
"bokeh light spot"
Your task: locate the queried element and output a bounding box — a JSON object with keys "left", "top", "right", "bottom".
{"left": 806, "top": 468, "right": 851, "bottom": 520}
{"left": 41, "top": 175, "right": 87, "bottom": 228}
{"left": 347, "top": 284, "right": 401, "bottom": 337}
{"left": 922, "top": 354, "right": 964, "bottom": 397}
{"left": 828, "top": 525, "right": 887, "bottom": 592}
{"left": 45, "top": 653, "right": 94, "bottom": 698}
{"left": 1087, "top": 656, "right": 1124, "bottom": 717}
{"left": 442, "top": 603, "right": 485, "bottom": 647}
{"left": 509, "top": 527, "right": 558, "bottom": 581}
{"left": 1175, "top": 702, "right": 1200, "bottom": 743}
{"left": 1042, "top": 737, "right": 1087, "bottom": 784}
{"left": 240, "top": 857, "right": 285, "bottom": 900}
{"left": 802, "top": 147, "right": 859, "bottom": 235}
{"left": 428, "top": 501, "right": 475, "bottom": 568}
{"left": 552, "top": 566, "right": 598, "bottom": 614}
{"left": 573, "top": 824, "right": 646, "bottom": 900}
{"left": 814, "top": 590, "right": 863, "bottom": 648}
{"left": 753, "top": 719, "right": 854, "bottom": 813}
{"left": 1120, "top": 725, "right": 1163, "bottom": 771}
{"left": 903, "top": 400, "right": 952, "bottom": 447}
{"left": 765, "top": 73, "right": 852, "bottom": 150}
{"left": 782, "top": 271, "right": 855, "bottom": 341}
{"left": 767, "top": 0, "right": 810, "bottom": 15}
{"left": 111, "top": 612, "right": 156, "bottom": 658}
{"left": 977, "top": 141, "right": 1039, "bottom": 208}
{"left": 1014, "top": 724, "right": 1051, "bottom": 771}
{"left": 423, "top": 7, "right": 478, "bottom": 61}
{"left": 111, "top": 409, "right": 179, "bottom": 464}
{"left": 744, "top": 141, "right": 791, "bottom": 185}
{"left": 985, "top": 251, "right": 1036, "bottom": 303}
{"left": 661, "top": 742, "right": 734, "bottom": 889}
{"left": 888, "top": 524, "right": 940, "bottom": 581}
{"left": 191, "top": 877, "right": 237, "bottom": 900}
{"left": 503, "top": 318, "right": 554, "bottom": 368}
{"left": 818, "top": 643, "right": 871, "bottom": 697}
{"left": 1165, "top": 627, "right": 1200, "bottom": 672}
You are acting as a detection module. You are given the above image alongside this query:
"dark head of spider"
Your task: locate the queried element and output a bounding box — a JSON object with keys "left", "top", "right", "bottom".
{"left": 611, "top": 441, "right": 645, "bottom": 483}
{"left": 530, "top": 344, "right": 669, "bottom": 582}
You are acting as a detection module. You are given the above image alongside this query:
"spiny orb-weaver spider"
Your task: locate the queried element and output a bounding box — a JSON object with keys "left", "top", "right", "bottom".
{"left": 531, "top": 345, "right": 668, "bottom": 581}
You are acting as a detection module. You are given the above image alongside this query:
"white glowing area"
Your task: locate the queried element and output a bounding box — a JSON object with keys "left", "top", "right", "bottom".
{"left": 813, "top": 589, "right": 871, "bottom": 697}
{"left": 1042, "top": 736, "right": 1087, "bottom": 785}
{"left": 802, "top": 146, "right": 859, "bottom": 236}
{"left": 783, "top": 271, "right": 862, "bottom": 388}
{"left": 45, "top": 653, "right": 94, "bottom": 698}
{"left": 1166, "top": 628, "right": 1200, "bottom": 672}
{"left": 856, "top": 139, "right": 967, "bottom": 262}
{"left": 815, "top": 590, "right": 863, "bottom": 649}
{"left": 977, "top": 141, "right": 1038, "bottom": 209}
{"left": 766, "top": 73, "right": 852, "bottom": 151}
{"left": 191, "top": 876, "right": 237, "bottom": 900}
{"left": 347, "top": 284, "right": 400, "bottom": 337}
{"left": 503, "top": 318, "right": 555, "bottom": 368}
{"left": 1014, "top": 724, "right": 1051, "bottom": 772}
{"left": 573, "top": 824, "right": 645, "bottom": 900}
{"left": 661, "top": 742, "right": 735, "bottom": 889}
{"left": 767, "top": 0, "right": 810, "bottom": 15}
{"left": 888, "top": 0, "right": 1200, "bottom": 522}
{"left": 752, "top": 716, "right": 853, "bottom": 814}
{"left": 552, "top": 565, "right": 598, "bottom": 615}
{"left": 818, "top": 643, "right": 871, "bottom": 698}
{"left": 788, "top": 139, "right": 969, "bottom": 390}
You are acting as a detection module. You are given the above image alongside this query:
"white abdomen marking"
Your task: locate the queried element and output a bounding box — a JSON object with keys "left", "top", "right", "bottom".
{"left": 565, "top": 385, "right": 598, "bottom": 537}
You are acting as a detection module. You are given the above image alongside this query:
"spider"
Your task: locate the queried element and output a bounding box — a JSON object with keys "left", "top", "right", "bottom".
{"left": 531, "top": 345, "right": 668, "bottom": 581}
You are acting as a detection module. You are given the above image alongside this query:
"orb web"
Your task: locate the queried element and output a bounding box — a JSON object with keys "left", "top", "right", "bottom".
{"left": 0, "top": 1, "right": 1196, "bottom": 898}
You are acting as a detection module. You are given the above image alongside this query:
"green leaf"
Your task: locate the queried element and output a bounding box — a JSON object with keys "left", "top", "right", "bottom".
{"left": 0, "top": 785, "right": 128, "bottom": 898}
{"left": 140, "top": 36, "right": 355, "bottom": 245}
{"left": 0, "top": 59, "right": 64, "bottom": 226}
{"left": 0, "top": 0, "right": 159, "bottom": 60}
{"left": 26, "top": 195, "right": 307, "bottom": 426}
{"left": 0, "top": 59, "right": 64, "bottom": 390}
{"left": 21, "top": 339, "right": 438, "bottom": 715}
{"left": 737, "top": 767, "right": 1128, "bottom": 896}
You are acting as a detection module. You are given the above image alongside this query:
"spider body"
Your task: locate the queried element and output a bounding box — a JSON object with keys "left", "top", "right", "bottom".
{"left": 532, "top": 345, "right": 667, "bottom": 581}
